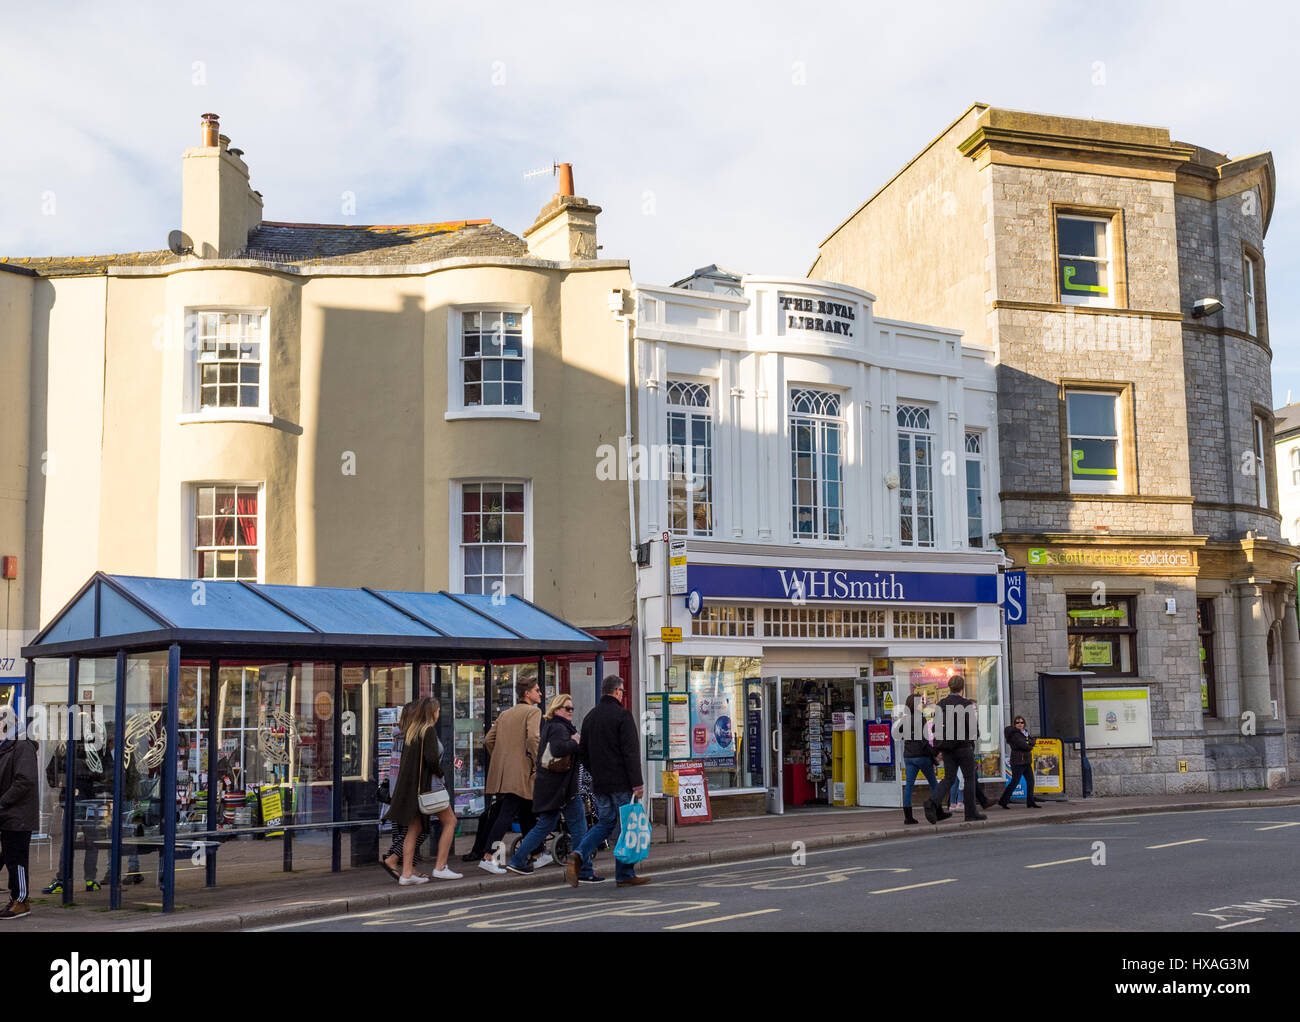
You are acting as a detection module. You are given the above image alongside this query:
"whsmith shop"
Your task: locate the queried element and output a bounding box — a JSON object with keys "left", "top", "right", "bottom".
{"left": 632, "top": 271, "right": 1007, "bottom": 819}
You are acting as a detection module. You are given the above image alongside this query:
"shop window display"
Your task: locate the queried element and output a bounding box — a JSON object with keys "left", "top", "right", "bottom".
{"left": 669, "top": 657, "right": 763, "bottom": 794}
{"left": 890, "top": 657, "right": 1001, "bottom": 779}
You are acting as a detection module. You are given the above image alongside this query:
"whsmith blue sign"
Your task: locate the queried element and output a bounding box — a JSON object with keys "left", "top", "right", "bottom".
{"left": 686, "top": 565, "right": 998, "bottom": 604}
{"left": 1003, "top": 570, "right": 1027, "bottom": 625}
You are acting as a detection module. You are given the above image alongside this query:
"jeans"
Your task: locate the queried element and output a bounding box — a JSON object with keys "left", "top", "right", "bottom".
{"left": 575, "top": 790, "right": 636, "bottom": 882}
{"left": 902, "top": 756, "right": 938, "bottom": 808}
{"left": 510, "top": 796, "right": 592, "bottom": 877}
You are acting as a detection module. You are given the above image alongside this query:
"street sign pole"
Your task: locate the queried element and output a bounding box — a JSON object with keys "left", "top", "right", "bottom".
{"left": 662, "top": 532, "right": 676, "bottom": 846}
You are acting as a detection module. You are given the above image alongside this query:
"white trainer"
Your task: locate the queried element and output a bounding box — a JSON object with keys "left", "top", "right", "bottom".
{"left": 398, "top": 874, "right": 429, "bottom": 885}
{"left": 431, "top": 867, "right": 463, "bottom": 881}
{"left": 478, "top": 860, "right": 507, "bottom": 875}
{"left": 533, "top": 853, "right": 554, "bottom": 869}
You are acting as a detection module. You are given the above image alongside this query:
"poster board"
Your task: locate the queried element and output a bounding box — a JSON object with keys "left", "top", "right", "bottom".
{"left": 1031, "top": 738, "right": 1064, "bottom": 794}
{"left": 866, "top": 722, "right": 893, "bottom": 765}
{"left": 673, "top": 761, "right": 712, "bottom": 824}
{"left": 1082, "top": 687, "right": 1152, "bottom": 749}
{"left": 688, "top": 671, "right": 736, "bottom": 766}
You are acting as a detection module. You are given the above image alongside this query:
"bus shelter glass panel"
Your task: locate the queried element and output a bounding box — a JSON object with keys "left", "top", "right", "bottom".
{"left": 118, "top": 651, "right": 170, "bottom": 904}
{"left": 452, "top": 664, "right": 487, "bottom": 818}
{"left": 70, "top": 658, "right": 118, "bottom": 898}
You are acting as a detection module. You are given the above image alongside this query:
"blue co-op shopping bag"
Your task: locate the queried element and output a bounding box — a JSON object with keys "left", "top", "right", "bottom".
{"left": 614, "top": 797, "right": 651, "bottom": 865}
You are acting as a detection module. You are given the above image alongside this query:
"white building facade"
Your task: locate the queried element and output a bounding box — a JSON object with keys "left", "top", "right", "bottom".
{"left": 632, "top": 272, "right": 1007, "bottom": 816}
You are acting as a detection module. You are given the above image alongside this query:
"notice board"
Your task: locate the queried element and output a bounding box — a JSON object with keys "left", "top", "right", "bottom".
{"left": 1083, "top": 687, "right": 1152, "bottom": 749}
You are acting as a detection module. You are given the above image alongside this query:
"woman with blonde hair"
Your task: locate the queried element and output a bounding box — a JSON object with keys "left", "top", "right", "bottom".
{"left": 507, "top": 692, "right": 601, "bottom": 881}
{"left": 380, "top": 700, "right": 430, "bottom": 879}
{"left": 387, "top": 697, "right": 460, "bottom": 883}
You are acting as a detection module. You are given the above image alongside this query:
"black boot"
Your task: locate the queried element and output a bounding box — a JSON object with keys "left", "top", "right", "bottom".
{"left": 903, "top": 806, "right": 919, "bottom": 825}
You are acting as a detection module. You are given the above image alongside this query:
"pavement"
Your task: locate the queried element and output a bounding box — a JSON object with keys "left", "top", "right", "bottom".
{"left": 6, "top": 786, "right": 1299, "bottom": 932}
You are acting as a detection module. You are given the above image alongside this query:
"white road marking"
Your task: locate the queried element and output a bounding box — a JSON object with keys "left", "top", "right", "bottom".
{"left": 664, "top": 909, "right": 781, "bottom": 930}
{"left": 1255, "top": 822, "right": 1300, "bottom": 831}
{"left": 1025, "top": 856, "right": 1091, "bottom": 869}
{"left": 869, "top": 879, "right": 958, "bottom": 894}
{"left": 1146, "top": 838, "right": 1207, "bottom": 849}
{"left": 1216, "top": 918, "right": 1264, "bottom": 929}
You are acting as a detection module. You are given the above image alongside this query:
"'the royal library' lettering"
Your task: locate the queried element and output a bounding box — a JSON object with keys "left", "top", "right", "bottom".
{"left": 779, "top": 295, "right": 855, "bottom": 337}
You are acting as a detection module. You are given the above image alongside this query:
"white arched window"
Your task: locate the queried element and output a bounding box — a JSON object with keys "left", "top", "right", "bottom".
{"left": 897, "top": 404, "right": 935, "bottom": 547}
{"left": 790, "top": 388, "right": 843, "bottom": 541}
{"left": 666, "top": 381, "right": 713, "bottom": 537}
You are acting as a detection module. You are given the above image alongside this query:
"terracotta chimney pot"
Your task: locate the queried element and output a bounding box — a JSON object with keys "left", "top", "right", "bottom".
{"left": 201, "top": 113, "right": 220, "bottom": 148}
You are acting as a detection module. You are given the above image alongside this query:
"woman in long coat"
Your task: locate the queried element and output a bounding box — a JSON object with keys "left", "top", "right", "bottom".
{"left": 388, "top": 698, "right": 460, "bottom": 883}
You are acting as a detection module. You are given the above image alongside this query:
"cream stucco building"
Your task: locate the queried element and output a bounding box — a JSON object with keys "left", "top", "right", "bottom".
{"left": 1, "top": 116, "right": 638, "bottom": 826}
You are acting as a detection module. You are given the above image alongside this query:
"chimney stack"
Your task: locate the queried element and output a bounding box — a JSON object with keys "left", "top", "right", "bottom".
{"left": 522, "top": 162, "right": 601, "bottom": 262}
{"left": 182, "top": 114, "right": 263, "bottom": 258}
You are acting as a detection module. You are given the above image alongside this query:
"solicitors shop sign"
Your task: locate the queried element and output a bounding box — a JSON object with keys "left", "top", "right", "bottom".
{"left": 779, "top": 293, "right": 857, "bottom": 338}
{"left": 686, "top": 564, "right": 998, "bottom": 604}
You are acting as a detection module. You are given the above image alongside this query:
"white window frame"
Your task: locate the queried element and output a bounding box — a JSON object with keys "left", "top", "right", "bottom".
{"left": 188, "top": 481, "right": 265, "bottom": 583}
{"left": 1290, "top": 446, "right": 1299, "bottom": 487}
{"left": 449, "top": 479, "right": 533, "bottom": 600}
{"left": 1243, "top": 254, "right": 1258, "bottom": 336}
{"left": 1066, "top": 389, "right": 1123, "bottom": 495}
{"left": 445, "top": 306, "right": 539, "bottom": 421}
{"left": 666, "top": 380, "right": 714, "bottom": 538}
{"left": 1254, "top": 416, "right": 1269, "bottom": 508}
{"left": 964, "top": 430, "right": 986, "bottom": 549}
{"left": 179, "top": 307, "right": 273, "bottom": 425}
{"left": 897, "top": 403, "right": 937, "bottom": 548}
{"left": 1057, "top": 213, "right": 1114, "bottom": 309}
{"left": 789, "top": 387, "right": 845, "bottom": 543}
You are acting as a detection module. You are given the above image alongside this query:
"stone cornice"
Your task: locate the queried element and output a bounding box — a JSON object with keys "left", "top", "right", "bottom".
{"left": 992, "top": 300, "right": 1183, "bottom": 321}
{"left": 999, "top": 492, "right": 1194, "bottom": 505}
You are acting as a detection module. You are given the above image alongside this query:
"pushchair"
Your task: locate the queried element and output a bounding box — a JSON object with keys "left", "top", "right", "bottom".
{"left": 507, "top": 766, "right": 605, "bottom": 862}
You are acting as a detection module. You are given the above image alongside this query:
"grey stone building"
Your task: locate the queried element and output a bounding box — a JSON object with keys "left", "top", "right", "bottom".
{"left": 811, "top": 104, "right": 1298, "bottom": 795}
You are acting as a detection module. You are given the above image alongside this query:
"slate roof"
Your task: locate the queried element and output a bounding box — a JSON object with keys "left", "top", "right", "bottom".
{"left": 1275, "top": 403, "right": 1300, "bottom": 442}
{"left": 0, "top": 219, "right": 528, "bottom": 276}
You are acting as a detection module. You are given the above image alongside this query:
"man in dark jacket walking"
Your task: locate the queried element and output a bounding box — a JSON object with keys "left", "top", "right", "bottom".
{"left": 998, "top": 716, "right": 1042, "bottom": 808}
{"left": 566, "top": 676, "right": 647, "bottom": 888}
{"left": 923, "top": 675, "right": 987, "bottom": 824}
{"left": 0, "top": 736, "right": 39, "bottom": 919}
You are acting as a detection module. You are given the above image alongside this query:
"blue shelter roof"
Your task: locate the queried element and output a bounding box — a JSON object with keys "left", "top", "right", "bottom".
{"left": 22, "top": 574, "right": 605, "bottom": 660}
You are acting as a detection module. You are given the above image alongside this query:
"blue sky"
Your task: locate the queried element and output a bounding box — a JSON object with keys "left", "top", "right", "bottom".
{"left": 2, "top": 0, "right": 1296, "bottom": 405}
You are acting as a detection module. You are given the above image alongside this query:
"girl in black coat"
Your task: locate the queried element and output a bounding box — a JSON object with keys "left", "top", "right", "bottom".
{"left": 388, "top": 698, "right": 461, "bottom": 883}
{"left": 998, "top": 716, "right": 1042, "bottom": 808}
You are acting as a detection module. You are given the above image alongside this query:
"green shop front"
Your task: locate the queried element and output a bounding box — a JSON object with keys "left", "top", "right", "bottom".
{"left": 16, "top": 573, "right": 606, "bottom": 911}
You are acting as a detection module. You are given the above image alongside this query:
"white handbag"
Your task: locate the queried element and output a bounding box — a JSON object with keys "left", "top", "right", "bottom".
{"left": 418, "top": 777, "right": 450, "bottom": 815}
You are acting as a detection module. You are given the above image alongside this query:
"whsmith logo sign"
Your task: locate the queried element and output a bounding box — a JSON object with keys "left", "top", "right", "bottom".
{"left": 685, "top": 564, "right": 997, "bottom": 604}
{"left": 779, "top": 294, "right": 856, "bottom": 338}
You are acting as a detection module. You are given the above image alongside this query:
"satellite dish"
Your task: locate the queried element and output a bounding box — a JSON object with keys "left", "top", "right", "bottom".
{"left": 168, "top": 230, "right": 193, "bottom": 256}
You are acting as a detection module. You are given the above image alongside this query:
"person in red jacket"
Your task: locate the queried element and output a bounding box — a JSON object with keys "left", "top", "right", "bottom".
{"left": 0, "top": 736, "right": 39, "bottom": 919}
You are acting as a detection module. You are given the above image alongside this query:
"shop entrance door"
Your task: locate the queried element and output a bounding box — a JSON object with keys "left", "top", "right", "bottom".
{"left": 762, "top": 678, "right": 783, "bottom": 815}
{"left": 856, "top": 677, "right": 901, "bottom": 807}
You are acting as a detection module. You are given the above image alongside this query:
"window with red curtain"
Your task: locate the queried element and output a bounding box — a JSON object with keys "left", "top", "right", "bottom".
{"left": 195, "top": 484, "right": 260, "bottom": 580}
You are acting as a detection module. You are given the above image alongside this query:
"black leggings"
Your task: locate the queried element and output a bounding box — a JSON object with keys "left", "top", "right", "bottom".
{"left": 1, "top": 830, "right": 31, "bottom": 902}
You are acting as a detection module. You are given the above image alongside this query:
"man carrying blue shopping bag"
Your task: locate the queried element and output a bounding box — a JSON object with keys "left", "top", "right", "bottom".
{"left": 566, "top": 676, "right": 650, "bottom": 888}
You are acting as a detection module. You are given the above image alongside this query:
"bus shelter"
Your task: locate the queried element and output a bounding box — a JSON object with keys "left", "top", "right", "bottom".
{"left": 17, "top": 573, "right": 607, "bottom": 912}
